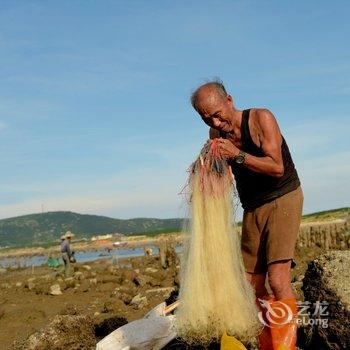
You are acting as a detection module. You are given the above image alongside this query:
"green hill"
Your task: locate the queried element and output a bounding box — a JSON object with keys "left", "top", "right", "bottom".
{"left": 0, "top": 207, "right": 348, "bottom": 249}
{"left": 0, "top": 211, "right": 184, "bottom": 248}
{"left": 302, "top": 207, "right": 350, "bottom": 222}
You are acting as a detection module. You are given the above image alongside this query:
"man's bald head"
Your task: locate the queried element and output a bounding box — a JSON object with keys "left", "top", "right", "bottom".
{"left": 190, "top": 80, "right": 236, "bottom": 133}
{"left": 191, "top": 80, "right": 228, "bottom": 112}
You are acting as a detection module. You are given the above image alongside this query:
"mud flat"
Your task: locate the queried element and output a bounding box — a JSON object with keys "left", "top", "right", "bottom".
{"left": 0, "top": 244, "right": 179, "bottom": 350}
{"left": 0, "top": 239, "right": 349, "bottom": 349}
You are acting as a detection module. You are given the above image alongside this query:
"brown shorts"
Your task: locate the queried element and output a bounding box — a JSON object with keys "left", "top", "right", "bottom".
{"left": 241, "top": 186, "right": 303, "bottom": 274}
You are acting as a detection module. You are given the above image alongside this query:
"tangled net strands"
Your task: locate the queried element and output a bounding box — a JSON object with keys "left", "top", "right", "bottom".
{"left": 176, "top": 139, "right": 261, "bottom": 345}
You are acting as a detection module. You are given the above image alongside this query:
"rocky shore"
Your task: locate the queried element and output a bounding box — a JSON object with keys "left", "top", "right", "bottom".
{"left": 0, "top": 234, "right": 349, "bottom": 349}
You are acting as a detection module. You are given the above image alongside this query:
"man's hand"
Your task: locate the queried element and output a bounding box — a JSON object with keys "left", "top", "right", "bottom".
{"left": 217, "top": 138, "right": 240, "bottom": 159}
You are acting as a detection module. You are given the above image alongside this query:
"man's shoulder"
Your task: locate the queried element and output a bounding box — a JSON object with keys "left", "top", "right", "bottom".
{"left": 251, "top": 108, "right": 275, "bottom": 119}
{"left": 251, "top": 108, "right": 278, "bottom": 128}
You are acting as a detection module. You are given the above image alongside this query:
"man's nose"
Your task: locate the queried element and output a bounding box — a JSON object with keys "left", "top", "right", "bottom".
{"left": 212, "top": 117, "right": 220, "bottom": 127}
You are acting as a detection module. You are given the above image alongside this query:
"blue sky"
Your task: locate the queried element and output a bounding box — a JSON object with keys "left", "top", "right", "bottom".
{"left": 0, "top": 0, "right": 349, "bottom": 220}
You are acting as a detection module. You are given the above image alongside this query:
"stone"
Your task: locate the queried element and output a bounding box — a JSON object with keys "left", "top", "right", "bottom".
{"left": 64, "top": 277, "right": 76, "bottom": 289}
{"left": 15, "top": 282, "right": 23, "bottom": 288}
{"left": 107, "top": 265, "right": 118, "bottom": 275}
{"left": 41, "top": 274, "right": 54, "bottom": 283}
{"left": 120, "top": 293, "right": 132, "bottom": 305}
{"left": 82, "top": 265, "right": 91, "bottom": 271}
{"left": 145, "top": 267, "right": 158, "bottom": 274}
{"left": 89, "top": 278, "right": 98, "bottom": 286}
{"left": 302, "top": 250, "right": 350, "bottom": 349}
{"left": 130, "top": 294, "right": 148, "bottom": 309}
{"left": 33, "top": 282, "right": 51, "bottom": 295}
{"left": 0, "top": 268, "right": 7, "bottom": 275}
{"left": 145, "top": 287, "right": 176, "bottom": 298}
{"left": 297, "top": 274, "right": 304, "bottom": 282}
{"left": 133, "top": 274, "right": 153, "bottom": 287}
{"left": 50, "top": 284, "right": 62, "bottom": 295}
{"left": 101, "top": 299, "right": 125, "bottom": 314}
{"left": 79, "top": 280, "right": 90, "bottom": 292}
{"left": 121, "top": 270, "right": 136, "bottom": 283}
{"left": 74, "top": 271, "right": 84, "bottom": 280}
{"left": 27, "top": 278, "right": 36, "bottom": 290}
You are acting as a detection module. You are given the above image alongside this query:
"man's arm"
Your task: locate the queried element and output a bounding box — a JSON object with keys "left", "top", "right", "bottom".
{"left": 218, "top": 109, "right": 284, "bottom": 177}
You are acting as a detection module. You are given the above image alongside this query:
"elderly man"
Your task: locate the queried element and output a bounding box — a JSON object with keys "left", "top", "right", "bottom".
{"left": 191, "top": 80, "right": 303, "bottom": 350}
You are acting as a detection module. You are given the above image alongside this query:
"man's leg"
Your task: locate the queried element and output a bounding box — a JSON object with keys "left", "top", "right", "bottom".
{"left": 66, "top": 256, "right": 71, "bottom": 277}
{"left": 62, "top": 253, "right": 71, "bottom": 278}
{"left": 245, "top": 271, "right": 276, "bottom": 350}
{"left": 264, "top": 188, "right": 303, "bottom": 349}
{"left": 245, "top": 272, "right": 268, "bottom": 297}
{"left": 267, "top": 261, "right": 298, "bottom": 350}
{"left": 267, "top": 259, "right": 294, "bottom": 300}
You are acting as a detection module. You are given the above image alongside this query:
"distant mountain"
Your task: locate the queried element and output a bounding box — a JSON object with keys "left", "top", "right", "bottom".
{"left": 0, "top": 207, "right": 348, "bottom": 249}
{"left": 0, "top": 211, "right": 184, "bottom": 248}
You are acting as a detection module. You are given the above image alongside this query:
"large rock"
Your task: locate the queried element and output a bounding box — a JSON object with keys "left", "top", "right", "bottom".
{"left": 130, "top": 293, "right": 148, "bottom": 309}
{"left": 133, "top": 274, "right": 155, "bottom": 287}
{"left": 302, "top": 250, "right": 350, "bottom": 349}
{"left": 13, "top": 314, "right": 96, "bottom": 349}
{"left": 50, "top": 284, "right": 62, "bottom": 295}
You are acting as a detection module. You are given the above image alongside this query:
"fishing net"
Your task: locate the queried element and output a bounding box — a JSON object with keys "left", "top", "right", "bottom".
{"left": 176, "top": 139, "right": 261, "bottom": 345}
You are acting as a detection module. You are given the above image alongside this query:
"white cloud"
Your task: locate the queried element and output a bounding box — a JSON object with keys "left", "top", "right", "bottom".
{"left": 282, "top": 119, "right": 350, "bottom": 213}
{"left": 0, "top": 187, "right": 184, "bottom": 220}
{"left": 0, "top": 118, "right": 348, "bottom": 220}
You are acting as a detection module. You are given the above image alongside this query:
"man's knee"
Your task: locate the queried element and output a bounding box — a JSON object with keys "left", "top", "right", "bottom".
{"left": 267, "top": 260, "right": 292, "bottom": 294}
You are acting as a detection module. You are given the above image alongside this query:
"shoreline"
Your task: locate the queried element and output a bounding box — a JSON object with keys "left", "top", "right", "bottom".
{"left": 0, "top": 233, "right": 182, "bottom": 259}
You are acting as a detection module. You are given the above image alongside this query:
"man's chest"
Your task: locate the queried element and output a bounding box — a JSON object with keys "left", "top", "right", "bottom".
{"left": 225, "top": 127, "right": 261, "bottom": 149}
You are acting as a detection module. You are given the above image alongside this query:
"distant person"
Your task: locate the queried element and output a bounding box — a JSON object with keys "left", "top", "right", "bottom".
{"left": 61, "top": 231, "right": 74, "bottom": 277}
{"left": 144, "top": 247, "right": 153, "bottom": 256}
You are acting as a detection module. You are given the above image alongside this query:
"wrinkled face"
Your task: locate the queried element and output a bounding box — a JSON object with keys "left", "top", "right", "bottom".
{"left": 195, "top": 91, "right": 234, "bottom": 133}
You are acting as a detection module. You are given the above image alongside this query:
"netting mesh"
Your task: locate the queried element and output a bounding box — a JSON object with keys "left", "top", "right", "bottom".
{"left": 176, "top": 140, "right": 261, "bottom": 345}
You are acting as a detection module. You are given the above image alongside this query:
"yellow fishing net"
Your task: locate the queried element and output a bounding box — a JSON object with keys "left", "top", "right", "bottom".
{"left": 176, "top": 139, "right": 261, "bottom": 345}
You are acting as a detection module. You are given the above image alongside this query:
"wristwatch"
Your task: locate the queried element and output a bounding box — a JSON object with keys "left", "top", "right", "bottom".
{"left": 234, "top": 150, "right": 246, "bottom": 164}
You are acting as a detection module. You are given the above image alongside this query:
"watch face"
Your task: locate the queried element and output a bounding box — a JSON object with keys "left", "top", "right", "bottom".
{"left": 235, "top": 155, "right": 245, "bottom": 164}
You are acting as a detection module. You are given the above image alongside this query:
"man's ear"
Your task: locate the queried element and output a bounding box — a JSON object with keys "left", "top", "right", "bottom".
{"left": 227, "top": 95, "right": 233, "bottom": 104}
{"left": 209, "top": 127, "right": 220, "bottom": 139}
